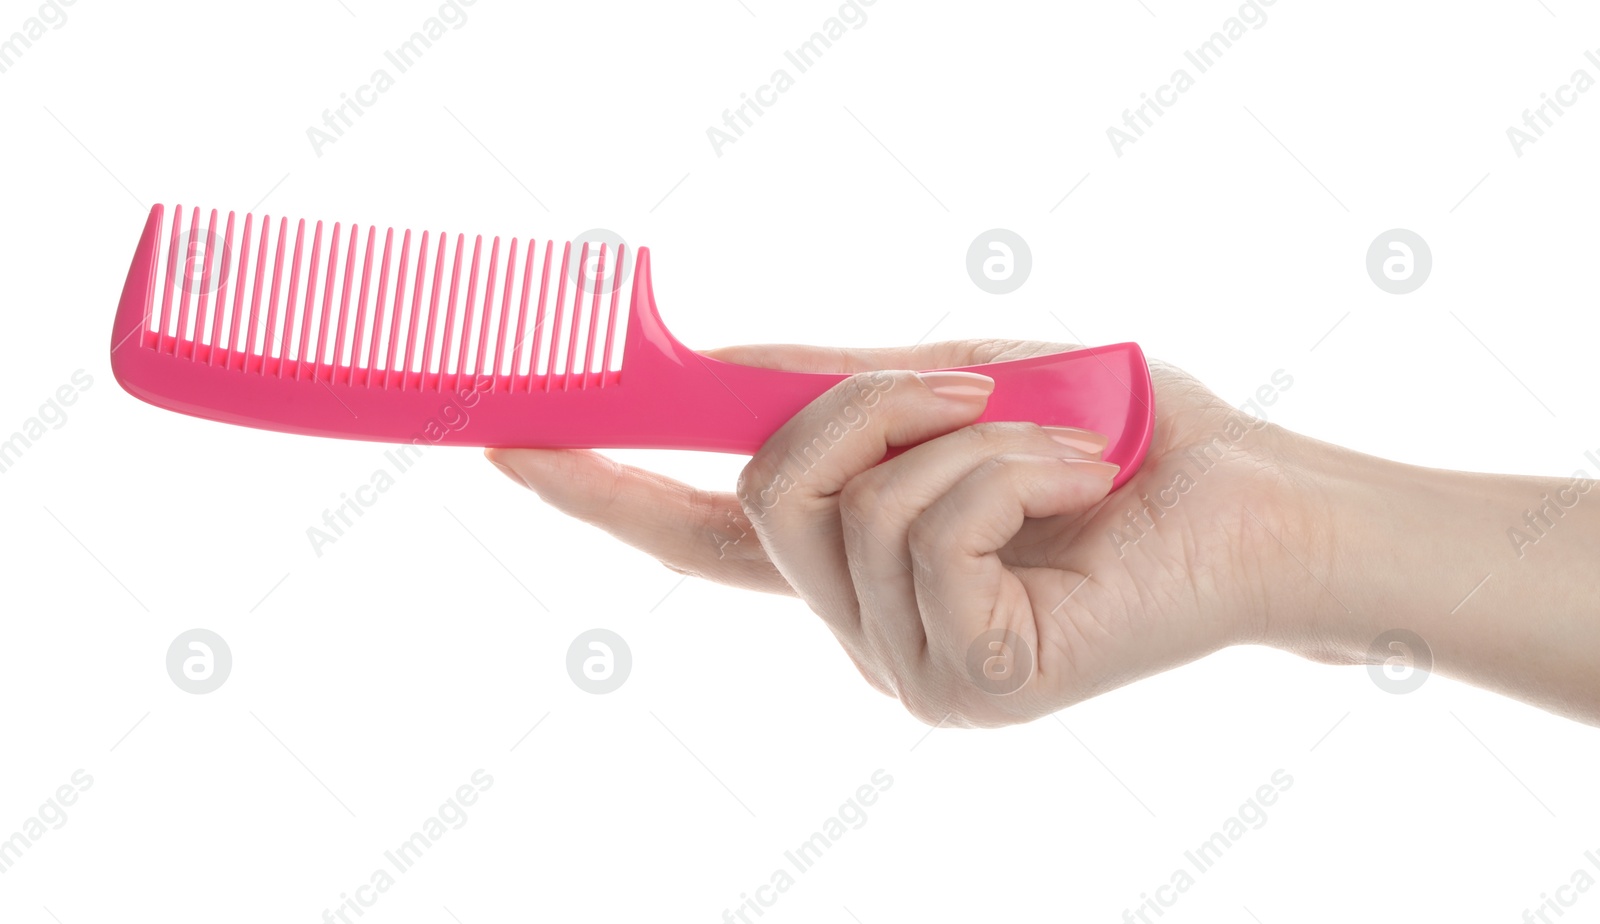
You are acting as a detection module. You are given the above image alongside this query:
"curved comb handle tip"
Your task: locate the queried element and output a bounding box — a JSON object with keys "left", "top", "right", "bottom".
{"left": 958, "top": 340, "right": 1154, "bottom": 489}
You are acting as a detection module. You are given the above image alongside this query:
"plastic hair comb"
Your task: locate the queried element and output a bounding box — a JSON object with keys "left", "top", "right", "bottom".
{"left": 111, "top": 205, "right": 1154, "bottom": 486}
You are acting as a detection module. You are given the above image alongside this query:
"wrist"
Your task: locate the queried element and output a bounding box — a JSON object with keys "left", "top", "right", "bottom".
{"left": 1257, "top": 433, "right": 1427, "bottom": 662}
{"left": 1258, "top": 429, "right": 1600, "bottom": 721}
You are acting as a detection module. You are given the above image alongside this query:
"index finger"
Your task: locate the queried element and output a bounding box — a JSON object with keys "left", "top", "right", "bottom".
{"left": 486, "top": 448, "right": 788, "bottom": 594}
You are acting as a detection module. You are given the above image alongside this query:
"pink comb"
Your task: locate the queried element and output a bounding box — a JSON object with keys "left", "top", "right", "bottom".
{"left": 111, "top": 205, "right": 1154, "bottom": 486}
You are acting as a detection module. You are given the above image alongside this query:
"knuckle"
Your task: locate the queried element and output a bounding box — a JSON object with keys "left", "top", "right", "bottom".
{"left": 964, "top": 420, "right": 1036, "bottom": 444}
{"left": 975, "top": 453, "right": 1030, "bottom": 481}
{"left": 734, "top": 458, "right": 778, "bottom": 519}
{"left": 838, "top": 470, "right": 889, "bottom": 526}
{"left": 848, "top": 654, "right": 898, "bottom": 699}
{"left": 906, "top": 509, "right": 950, "bottom": 556}
{"left": 898, "top": 686, "right": 953, "bottom": 728}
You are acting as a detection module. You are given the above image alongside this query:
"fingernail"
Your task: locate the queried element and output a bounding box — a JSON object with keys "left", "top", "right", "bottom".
{"left": 917, "top": 371, "right": 995, "bottom": 401}
{"left": 1062, "top": 458, "right": 1120, "bottom": 482}
{"left": 1041, "top": 426, "right": 1109, "bottom": 455}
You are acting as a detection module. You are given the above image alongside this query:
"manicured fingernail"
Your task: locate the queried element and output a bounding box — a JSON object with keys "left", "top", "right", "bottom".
{"left": 1063, "top": 458, "right": 1120, "bottom": 482}
{"left": 917, "top": 371, "right": 995, "bottom": 401}
{"left": 1041, "top": 426, "right": 1108, "bottom": 455}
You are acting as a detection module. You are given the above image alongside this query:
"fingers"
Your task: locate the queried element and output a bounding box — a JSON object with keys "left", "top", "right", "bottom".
{"left": 907, "top": 453, "right": 1118, "bottom": 681}
{"left": 486, "top": 448, "right": 788, "bottom": 594}
{"left": 701, "top": 339, "right": 1070, "bottom": 374}
{"left": 837, "top": 423, "right": 1109, "bottom": 677}
{"left": 734, "top": 370, "right": 996, "bottom": 642}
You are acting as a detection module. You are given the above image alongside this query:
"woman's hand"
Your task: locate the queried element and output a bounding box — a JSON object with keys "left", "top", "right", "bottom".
{"left": 487, "top": 340, "right": 1318, "bottom": 726}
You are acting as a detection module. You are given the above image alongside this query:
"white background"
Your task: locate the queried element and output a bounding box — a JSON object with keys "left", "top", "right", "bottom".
{"left": 3, "top": 1, "right": 1599, "bottom": 921}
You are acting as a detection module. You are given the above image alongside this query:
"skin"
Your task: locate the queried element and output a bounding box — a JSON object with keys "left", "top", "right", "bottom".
{"left": 487, "top": 340, "right": 1600, "bottom": 727}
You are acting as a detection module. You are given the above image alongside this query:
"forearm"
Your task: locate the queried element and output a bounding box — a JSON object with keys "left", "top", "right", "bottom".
{"left": 1275, "top": 433, "right": 1600, "bottom": 723}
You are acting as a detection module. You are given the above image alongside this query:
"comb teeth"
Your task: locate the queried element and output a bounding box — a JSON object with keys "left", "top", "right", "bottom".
{"left": 140, "top": 205, "right": 632, "bottom": 391}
